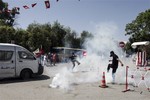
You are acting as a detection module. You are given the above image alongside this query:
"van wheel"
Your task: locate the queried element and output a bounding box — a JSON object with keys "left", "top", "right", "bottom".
{"left": 20, "top": 70, "right": 32, "bottom": 80}
{"left": 37, "top": 64, "right": 44, "bottom": 75}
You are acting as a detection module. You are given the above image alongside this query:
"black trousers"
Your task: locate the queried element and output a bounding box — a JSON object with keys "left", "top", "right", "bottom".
{"left": 107, "top": 64, "right": 118, "bottom": 74}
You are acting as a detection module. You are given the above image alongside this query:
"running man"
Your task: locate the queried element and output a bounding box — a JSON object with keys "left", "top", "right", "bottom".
{"left": 107, "top": 51, "right": 124, "bottom": 84}
{"left": 69, "top": 52, "right": 80, "bottom": 69}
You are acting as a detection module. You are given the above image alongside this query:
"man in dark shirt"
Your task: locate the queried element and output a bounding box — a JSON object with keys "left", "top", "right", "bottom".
{"left": 108, "top": 51, "right": 124, "bottom": 83}
{"left": 70, "top": 52, "right": 80, "bottom": 69}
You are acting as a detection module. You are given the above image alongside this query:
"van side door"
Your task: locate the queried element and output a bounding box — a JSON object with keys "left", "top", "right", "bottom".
{"left": 0, "top": 47, "right": 16, "bottom": 78}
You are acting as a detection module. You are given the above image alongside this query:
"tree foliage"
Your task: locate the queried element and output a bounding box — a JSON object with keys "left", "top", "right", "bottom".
{"left": 0, "top": 26, "right": 15, "bottom": 43}
{"left": 125, "top": 9, "right": 150, "bottom": 57}
{"left": 0, "top": 1, "right": 93, "bottom": 54}
{"left": 0, "top": 0, "right": 20, "bottom": 26}
{"left": 80, "top": 31, "right": 93, "bottom": 48}
{"left": 125, "top": 9, "right": 150, "bottom": 42}
{"left": 14, "top": 28, "right": 30, "bottom": 49}
{"left": 26, "top": 22, "right": 93, "bottom": 53}
{"left": 27, "top": 22, "right": 52, "bottom": 52}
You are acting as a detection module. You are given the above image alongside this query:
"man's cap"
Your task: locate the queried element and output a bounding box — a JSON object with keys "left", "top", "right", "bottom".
{"left": 110, "top": 51, "right": 114, "bottom": 54}
{"left": 110, "top": 51, "right": 114, "bottom": 57}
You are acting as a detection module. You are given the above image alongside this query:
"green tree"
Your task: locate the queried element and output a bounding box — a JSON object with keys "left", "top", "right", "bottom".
{"left": 0, "top": 26, "right": 15, "bottom": 43}
{"left": 14, "top": 28, "right": 30, "bottom": 50}
{"left": 51, "top": 21, "right": 67, "bottom": 47}
{"left": 26, "top": 21, "right": 93, "bottom": 53}
{"left": 70, "top": 31, "right": 80, "bottom": 48}
{"left": 64, "top": 29, "right": 79, "bottom": 48}
{"left": 125, "top": 9, "right": 150, "bottom": 57}
{"left": 125, "top": 9, "right": 150, "bottom": 42}
{"left": 27, "top": 22, "right": 52, "bottom": 53}
{"left": 0, "top": 0, "right": 20, "bottom": 26}
{"left": 80, "top": 31, "right": 93, "bottom": 48}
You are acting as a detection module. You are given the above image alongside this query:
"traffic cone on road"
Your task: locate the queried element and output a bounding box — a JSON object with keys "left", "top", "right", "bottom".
{"left": 99, "top": 72, "right": 108, "bottom": 88}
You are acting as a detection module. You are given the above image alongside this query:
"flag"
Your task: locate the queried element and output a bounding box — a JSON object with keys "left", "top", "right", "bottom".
{"left": 83, "top": 51, "right": 87, "bottom": 56}
{"left": 33, "top": 48, "right": 44, "bottom": 58}
{"left": 23, "top": 5, "right": 29, "bottom": 9}
{"left": 6, "top": 9, "right": 11, "bottom": 13}
{"left": 45, "top": 0, "right": 50, "bottom": 9}
{"left": 32, "top": 3, "right": 37, "bottom": 8}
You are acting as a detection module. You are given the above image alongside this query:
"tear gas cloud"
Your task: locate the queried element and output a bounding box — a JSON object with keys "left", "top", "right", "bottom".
{"left": 49, "top": 22, "right": 135, "bottom": 90}
{"left": 79, "top": 22, "right": 127, "bottom": 83}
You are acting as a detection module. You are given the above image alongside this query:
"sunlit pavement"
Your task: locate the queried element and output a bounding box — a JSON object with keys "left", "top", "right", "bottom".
{"left": 0, "top": 63, "right": 150, "bottom": 100}
{"left": 44, "top": 63, "right": 150, "bottom": 100}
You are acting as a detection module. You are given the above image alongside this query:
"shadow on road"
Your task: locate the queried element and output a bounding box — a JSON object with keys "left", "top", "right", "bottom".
{"left": 0, "top": 75, "right": 50, "bottom": 84}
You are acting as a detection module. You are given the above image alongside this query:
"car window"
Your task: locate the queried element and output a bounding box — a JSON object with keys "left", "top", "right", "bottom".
{"left": 0, "top": 50, "right": 13, "bottom": 61}
{"left": 18, "top": 51, "right": 35, "bottom": 60}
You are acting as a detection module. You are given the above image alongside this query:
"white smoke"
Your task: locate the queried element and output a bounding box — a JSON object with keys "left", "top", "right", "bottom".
{"left": 79, "top": 22, "right": 126, "bottom": 83}
{"left": 49, "top": 22, "right": 135, "bottom": 90}
{"left": 49, "top": 67, "right": 75, "bottom": 90}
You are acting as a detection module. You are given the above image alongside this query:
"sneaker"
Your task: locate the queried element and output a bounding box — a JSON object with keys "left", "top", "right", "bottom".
{"left": 111, "top": 81, "right": 117, "bottom": 84}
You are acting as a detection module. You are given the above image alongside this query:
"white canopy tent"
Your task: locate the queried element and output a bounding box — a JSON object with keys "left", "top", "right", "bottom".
{"left": 131, "top": 41, "right": 150, "bottom": 48}
{"left": 131, "top": 41, "right": 149, "bottom": 66}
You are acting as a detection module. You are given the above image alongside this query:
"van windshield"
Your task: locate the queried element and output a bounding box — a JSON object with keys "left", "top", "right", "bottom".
{"left": 18, "top": 51, "right": 36, "bottom": 60}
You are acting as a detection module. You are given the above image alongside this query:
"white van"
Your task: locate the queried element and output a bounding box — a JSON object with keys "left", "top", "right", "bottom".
{"left": 0, "top": 43, "right": 44, "bottom": 79}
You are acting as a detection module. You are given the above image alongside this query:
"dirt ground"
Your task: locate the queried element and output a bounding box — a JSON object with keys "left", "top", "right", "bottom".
{"left": 0, "top": 63, "right": 150, "bottom": 100}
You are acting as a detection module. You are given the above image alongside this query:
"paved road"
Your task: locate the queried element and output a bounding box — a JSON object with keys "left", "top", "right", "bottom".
{"left": 0, "top": 63, "right": 150, "bottom": 100}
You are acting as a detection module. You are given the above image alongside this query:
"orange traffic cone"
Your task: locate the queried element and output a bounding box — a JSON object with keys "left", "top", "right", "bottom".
{"left": 99, "top": 72, "right": 108, "bottom": 88}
